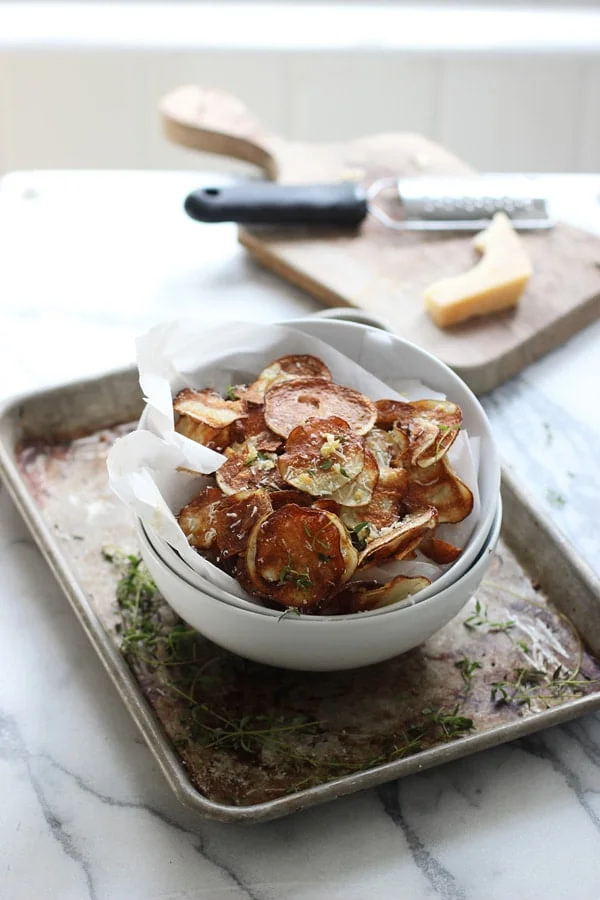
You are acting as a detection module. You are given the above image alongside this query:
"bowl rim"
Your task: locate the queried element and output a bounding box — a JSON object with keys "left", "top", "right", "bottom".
{"left": 138, "top": 496, "right": 502, "bottom": 626}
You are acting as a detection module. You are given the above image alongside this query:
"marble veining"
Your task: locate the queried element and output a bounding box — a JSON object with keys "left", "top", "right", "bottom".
{"left": 378, "top": 782, "right": 467, "bottom": 900}
{"left": 1, "top": 171, "right": 600, "bottom": 899}
{"left": 518, "top": 730, "right": 600, "bottom": 834}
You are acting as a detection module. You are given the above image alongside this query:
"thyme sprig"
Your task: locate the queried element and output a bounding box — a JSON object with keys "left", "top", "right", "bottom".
{"left": 454, "top": 657, "right": 483, "bottom": 687}
{"left": 102, "top": 547, "right": 200, "bottom": 666}
{"left": 491, "top": 664, "right": 595, "bottom": 709}
{"left": 463, "top": 599, "right": 515, "bottom": 634}
{"left": 422, "top": 704, "right": 474, "bottom": 739}
{"left": 194, "top": 707, "right": 321, "bottom": 754}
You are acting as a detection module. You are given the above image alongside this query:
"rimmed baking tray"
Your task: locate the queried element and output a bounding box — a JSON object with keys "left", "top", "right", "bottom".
{"left": 1, "top": 366, "right": 600, "bottom": 824}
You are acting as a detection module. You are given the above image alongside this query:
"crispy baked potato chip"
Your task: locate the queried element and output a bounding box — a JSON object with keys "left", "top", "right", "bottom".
{"left": 365, "top": 427, "right": 408, "bottom": 470}
{"left": 264, "top": 378, "right": 377, "bottom": 438}
{"left": 245, "top": 505, "right": 358, "bottom": 609}
{"left": 216, "top": 445, "right": 285, "bottom": 495}
{"left": 313, "top": 579, "right": 377, "bottom": 616}
{"left": 173, "top": 387, "right": 246, "bottom": 451}
{"left": 330, "top": 449, "right": 379, "bottom": 507}
{"left": 177, "top": 485, "right": 224, "bottom": 550}
{"left": 311, "top": 498, "right": 342, "bottom": 515}
{"left": 339, "top": 469, "right": 407, "bottom": 535}
{"left": 175, "top": 415, "right": 232, "bottom": 452}
{"left": 213, "top": 489, "right": 273, "bottom": 561}
{"left": 358, "top": 507, "right": 438, "bottom": 567}
{"left": 330, "top": 574, "right": 432, "bottom": 613}
{"left": 405, "top": 457, "right": 473, "bottom": 524}
{"left": 278, "top": 416, "right": 365, "bottom": 496}
{"left": 173, "top": 388, "right": 245, "bottom": 429}
{"left": 229, "top": 404, "right": 282, "bottom": 453}
{"left": 249, "top": 354, "right": 332, "bottom": 400}
{"left": 397, "top": 550, "right": 418, "bottom": 561}
{"left": 375, "top": 398, "right": 462, "bottom": 468}
{"left": 270, "top": 490, "right": 314, "bottom": 510}
{"left": 378, "top": 467, "right": 409, "bottom": 493}
{"left": 420, "top": 536, "right": 463, "bottom": 565}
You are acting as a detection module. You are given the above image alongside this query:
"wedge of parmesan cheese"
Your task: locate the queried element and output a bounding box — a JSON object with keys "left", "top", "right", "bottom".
{"left": 423, "top": 212, "right": 533, "bottom": 328}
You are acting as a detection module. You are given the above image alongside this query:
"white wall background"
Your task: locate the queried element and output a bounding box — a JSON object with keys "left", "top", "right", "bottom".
{"left": 1, "top": 3, "right": 600, "bottom": 177}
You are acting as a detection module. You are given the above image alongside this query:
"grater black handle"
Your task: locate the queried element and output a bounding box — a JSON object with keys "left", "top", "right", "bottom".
{"left": 184, "top": 182, "right": 368, "bottom": 227}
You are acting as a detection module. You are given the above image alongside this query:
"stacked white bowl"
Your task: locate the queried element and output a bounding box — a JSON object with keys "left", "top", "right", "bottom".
{"left": 137, "top": 314, "right": 502, "bottom": 671}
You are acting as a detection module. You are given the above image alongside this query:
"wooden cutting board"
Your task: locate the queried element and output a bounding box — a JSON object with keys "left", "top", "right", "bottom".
{"left": 161, "top": 85, "right": 600, "bottom": 394}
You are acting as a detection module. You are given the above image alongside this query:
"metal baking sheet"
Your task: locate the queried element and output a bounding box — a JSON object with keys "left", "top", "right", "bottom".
{"left": 1, "top": 367, "right": 600, "bottom": 824}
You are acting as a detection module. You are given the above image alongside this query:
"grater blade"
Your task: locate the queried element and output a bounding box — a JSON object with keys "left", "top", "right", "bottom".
{"left": 367, "top": 174, "right": 554, "bottom": 231}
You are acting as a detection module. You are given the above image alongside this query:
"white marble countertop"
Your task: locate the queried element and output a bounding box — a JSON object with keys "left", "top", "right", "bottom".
{"left": 1, "top": 169, "right": 600, "bottom": 900}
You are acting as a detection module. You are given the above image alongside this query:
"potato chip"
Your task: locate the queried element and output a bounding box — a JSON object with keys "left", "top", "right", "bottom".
{"left": 330, "top": 449, "right": 379, "bottom": 507}
{"left": 339, "top": 469, "right": 407, "bottom": 535}
{"left": 216, "top": 445, "right": 285, "bottom": 495}
{"left": 249, "top": 354, "right": 332, "bottom": 400}
{"left": 405, "top": 457, "right": 473, "bottom": 523}
{"left": 311, "top": 498, "right": 342, "bottom": 515}
{"left": 270, "top": 490, "right": 315, "bottom": 510}
{"left": 311, "top": 580, "right": 374, "bottom": 615}
{"left": 331, "top": 574, "right": 432, "bottom": 613}
{"left": 378, "top": 467, "right": 409, "bottom": 493}
{"left": 358, "top": 507, "right": 438, "bottom": 567}
{"left": 375, "top": 398, "right": 462, "bottom": 468}
{"left": 175, "top": 415, "right": 232, "bottom": 452}
{"left": 173, "top": 387, "right": 245, "bottom": 429}
{"left": 173, "top": 387, "right": 246, "bottom": 452}
{"left": 230, "top": 385, "right": 263, "bottom": 407}
{"left": 177, "top": 485, "right": 224, "bottom": 550}
{"left": 264, "top": 378, "right": 377, "bottom": 438}
{"left": 278, "top": 416, "right": 365, "bottom": 496}
{"left": 213, "top": 489, "right": 273, "bottom": 561}
{"left": 245, "top": 505, "right": 358, "bottom": 609}
{"left": 229, "top": 404, "right": 282, "bottom": 453}
{"left": 420, "top": 536, "right": 463, "bottom": 565}
{"left": 365, "top": 427, "right": 408, "bottom": 470}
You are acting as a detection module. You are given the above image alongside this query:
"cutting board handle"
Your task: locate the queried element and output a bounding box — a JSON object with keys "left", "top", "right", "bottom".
{"left": 160, "top": 85, "right": 279, "bottom": 178}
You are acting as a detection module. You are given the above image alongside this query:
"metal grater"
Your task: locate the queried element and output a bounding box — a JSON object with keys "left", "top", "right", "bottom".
{"left": 184, "top": 173, "right": 555, "bottom": 231}
{"left": 368, "top": 174, "right": 553, "bottom": 231}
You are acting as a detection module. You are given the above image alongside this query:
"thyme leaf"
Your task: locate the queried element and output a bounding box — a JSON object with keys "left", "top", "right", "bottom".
{"left": 349, "top": 521, "right": 371, "bottom": 552}
{"left": 454, "top": 657, "right": 482, "bottom": 686}
{"left": 422, "top": 704, "right": 474, "bottom": 739}
{"left": 278, "top": 557, "right": 312, "bottom": 589}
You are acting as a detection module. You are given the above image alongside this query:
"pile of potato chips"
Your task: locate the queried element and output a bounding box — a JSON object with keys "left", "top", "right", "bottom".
{"left": 174, "top": 354, "right": 473, "bottom": 615}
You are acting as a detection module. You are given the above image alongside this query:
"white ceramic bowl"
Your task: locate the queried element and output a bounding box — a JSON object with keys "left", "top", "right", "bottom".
{"left": 145, "top": 494, "right": 500, "bottom": 620}
{"left": 137, "top": 499, "right": 502, "bottom": 671}
{"left": 142, "top": 314, "right": 500, "bottom": 615}
{"left": 142, "top": 521, "right": 275, "bottom": 614}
